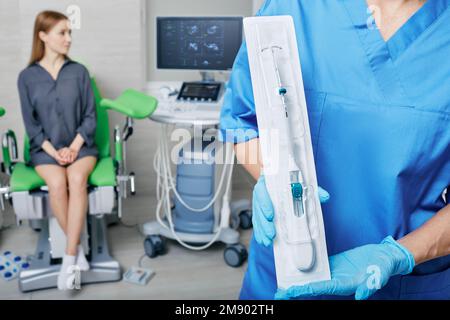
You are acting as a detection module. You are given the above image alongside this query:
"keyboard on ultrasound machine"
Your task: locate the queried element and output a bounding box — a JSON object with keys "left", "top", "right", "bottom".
{"left": 156, "top": 100, "right": 222, "bottom": 119}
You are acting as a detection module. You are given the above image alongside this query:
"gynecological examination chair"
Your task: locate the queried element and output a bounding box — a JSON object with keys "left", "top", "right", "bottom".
{"left": 0, "top": 78, "right": 157, "bottom": 292}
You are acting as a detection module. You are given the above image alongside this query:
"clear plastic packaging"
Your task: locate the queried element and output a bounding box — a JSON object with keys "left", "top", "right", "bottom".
{"left": 244, "top": 16, "right": 331, "bottom": 289}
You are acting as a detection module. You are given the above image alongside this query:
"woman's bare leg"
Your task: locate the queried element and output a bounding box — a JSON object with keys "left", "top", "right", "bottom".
{"left": 65, "top": 156, "right": 97, "bottom": 256}
{"left": 35, "top": 165, "right": 69, "bottom": 233}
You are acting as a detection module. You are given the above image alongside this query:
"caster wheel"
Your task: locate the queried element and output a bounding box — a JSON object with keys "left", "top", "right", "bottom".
{"left": 238, "top": 210, "right": 252, "bottom": 230}
{"left": 144, "top": 235, "right": 166, "bottom": 258}
{"left": 230, "top": 214, "right": 240, "bottom": 230}
{"left": 224, "top": 244, "right": 248, "bottom": 268}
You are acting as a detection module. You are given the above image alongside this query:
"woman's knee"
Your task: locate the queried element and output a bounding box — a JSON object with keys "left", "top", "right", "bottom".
{"left": 46, "top": 174, "right": 68, "bottom": 193}
{"left": 67, "top": 171, "right": 88, "bottom": 191}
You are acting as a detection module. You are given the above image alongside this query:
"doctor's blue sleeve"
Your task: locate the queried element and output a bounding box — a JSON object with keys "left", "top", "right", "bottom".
{"left": 219, "top": 42, "right": 259, "bottom": 144}
{"left": 219, "top": 0, "right": 278, "bottom": 143}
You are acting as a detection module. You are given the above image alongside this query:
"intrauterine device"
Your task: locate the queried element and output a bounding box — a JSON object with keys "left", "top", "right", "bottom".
{"left": 244, "top": 16, "right": 331, "bottom": 289}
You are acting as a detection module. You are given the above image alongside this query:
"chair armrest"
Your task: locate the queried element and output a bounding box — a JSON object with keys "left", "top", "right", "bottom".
{"left": 100, "top": 89, "right": 158, "bottom": 119}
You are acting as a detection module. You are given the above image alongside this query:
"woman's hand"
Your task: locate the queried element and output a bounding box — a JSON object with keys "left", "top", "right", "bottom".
{"left": 67, "top": 147, "right": 79, "bottom": 163}
{"left": 60, "top": 133, "right": 84, "bottom": 164}
{"left": 56, "top": 147, "right": 78, "bottom": 165}
{"left": 53, "top": 148, "right": 69, "bottom": 166}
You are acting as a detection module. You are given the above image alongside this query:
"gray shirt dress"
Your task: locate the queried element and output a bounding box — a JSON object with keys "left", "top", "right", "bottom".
{"left": 17, "top": 60, "right": 98, "bottom": 167}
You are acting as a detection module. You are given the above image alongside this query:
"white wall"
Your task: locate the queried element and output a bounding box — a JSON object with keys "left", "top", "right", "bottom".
{"left": 0, "top": 0, "right": 22, "bottom": 143}
{"left": 18, "top": 0, "right": 146, "bottom": 96}
{"left": 147, "top": 0, "right": 254, "bottom": 82}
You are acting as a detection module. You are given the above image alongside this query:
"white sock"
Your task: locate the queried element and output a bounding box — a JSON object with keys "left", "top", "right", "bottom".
{"left": 76, "top": 245, "right": 90, "bottom": 271}
{"left": 57, "top": 255, "right": 79, "bottom": 291}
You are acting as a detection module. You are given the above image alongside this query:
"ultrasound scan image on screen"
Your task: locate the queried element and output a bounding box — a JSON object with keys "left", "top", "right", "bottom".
{"left": 157, "top": 17, "right": 243, "bottom": 71}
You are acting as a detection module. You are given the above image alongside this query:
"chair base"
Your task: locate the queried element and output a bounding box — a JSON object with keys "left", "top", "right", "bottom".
{"left": 19, "top": 215, "right": 121, "bottom": 292}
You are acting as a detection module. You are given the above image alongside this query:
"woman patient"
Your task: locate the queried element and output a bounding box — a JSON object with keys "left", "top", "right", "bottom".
{"left": 17, "top": 11, "right": 97, "bottom": 290}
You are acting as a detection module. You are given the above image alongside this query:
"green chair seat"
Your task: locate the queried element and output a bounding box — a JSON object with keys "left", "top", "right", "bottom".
{"left": 10, "top": 163, "right": 45, "bottom": 192}
{"left": 0, "top": 107, "right": 5, "bottom": 117}
{"left": 10, "top": 157, "right": 116, "bottom": 192}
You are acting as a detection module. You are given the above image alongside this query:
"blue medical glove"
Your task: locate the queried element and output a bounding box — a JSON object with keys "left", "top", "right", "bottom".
{"left": 275, "top": 236, "right": 415, "bottom": 300}
{"left": 252, "top": 175, "right": 330, "bottom": 247}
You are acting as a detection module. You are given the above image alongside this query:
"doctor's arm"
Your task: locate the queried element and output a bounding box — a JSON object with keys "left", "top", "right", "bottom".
{"left": 399, "top": 203, "right": 450, "bottom": 265}
{"left": 234, "top": 138, "right": 263, "bottom": 181}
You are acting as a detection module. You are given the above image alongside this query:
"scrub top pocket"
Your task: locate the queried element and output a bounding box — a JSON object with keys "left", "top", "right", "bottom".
{"left": 400, "top": 266, "right": 450, "bottom": 300}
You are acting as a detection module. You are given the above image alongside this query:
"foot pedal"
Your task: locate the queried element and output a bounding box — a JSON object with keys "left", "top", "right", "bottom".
{"left": 123, "top": 266, "right": 155, "bottom": 286}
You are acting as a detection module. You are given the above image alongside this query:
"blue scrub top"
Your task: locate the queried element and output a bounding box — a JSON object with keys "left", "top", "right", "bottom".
{"left": 220, "top": 0, "right": 450, "bottom": 300}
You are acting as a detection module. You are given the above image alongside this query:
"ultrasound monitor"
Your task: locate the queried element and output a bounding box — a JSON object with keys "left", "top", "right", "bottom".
{"left": 156, "top": 17, "right": 243, "bottom": 102}
{"left": 157, "top": 16, "right": 243, "bottom": 71}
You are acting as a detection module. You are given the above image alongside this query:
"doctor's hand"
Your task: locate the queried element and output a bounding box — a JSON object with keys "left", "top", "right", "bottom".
{"left": 252, "top": 175, "right": 330, "bottom": 247}
{"left": 275, "top": 236, "right": 415, "bottom": 300}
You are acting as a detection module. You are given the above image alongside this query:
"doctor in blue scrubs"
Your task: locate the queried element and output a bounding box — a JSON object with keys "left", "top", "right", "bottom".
{"left": 220, "top": 0, "right": 450, "bottom": 300}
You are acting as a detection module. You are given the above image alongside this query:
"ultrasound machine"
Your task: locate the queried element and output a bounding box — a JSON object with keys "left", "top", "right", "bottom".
{"left": 142, "top": 16, "right": 253, "bottom": 268}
